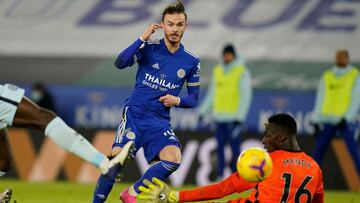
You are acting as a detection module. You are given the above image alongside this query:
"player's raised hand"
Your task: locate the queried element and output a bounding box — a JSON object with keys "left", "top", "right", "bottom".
{"left": 138, "top": 178, "right": 179, "bottom": 203}
{"left": 141, "top": 23, "right": 163, "bottom": 41}
{"left": 159, "top": 94, "right": 180, "bottom": 107}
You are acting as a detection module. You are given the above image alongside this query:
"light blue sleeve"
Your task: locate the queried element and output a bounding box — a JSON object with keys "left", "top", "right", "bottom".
{"left": 236, "top": 69, "right": 252, "bottom": 122}
{"left": 345, "top": 76, "right": 360, "bottom": 123}
{"left": 198, "top": 75, "right": 215, "bottom": 116}
{"left": 312, "top": 78, "right": 325, "bottom": 124}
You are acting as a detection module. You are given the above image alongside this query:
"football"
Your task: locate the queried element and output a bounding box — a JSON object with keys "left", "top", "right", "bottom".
{"left": 236, "top": 147, "right": 273, "bottom": 182}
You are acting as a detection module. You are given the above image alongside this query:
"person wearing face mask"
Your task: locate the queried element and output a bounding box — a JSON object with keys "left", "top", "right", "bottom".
{"left": 311, "top": 49, "right": 360, "bottom": 176}
{"left": 30, "top": 82, "right": 56, "bottom": 113}
{"left": 198, "top": 44, "right": 252, "bottom": 180}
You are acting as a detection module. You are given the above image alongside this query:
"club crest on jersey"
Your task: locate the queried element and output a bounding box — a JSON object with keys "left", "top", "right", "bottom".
{"left": 126, "top": 131, "right": 136, "bottom": 140}
{"left": 7, "top": 84, "right": 19, "bottom": 91}
{"left": 177, "top": 69, "right": 186, "bottom": 78}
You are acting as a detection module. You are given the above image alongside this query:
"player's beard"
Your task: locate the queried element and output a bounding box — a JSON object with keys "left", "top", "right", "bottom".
{"left": 165, "top": 32, "right": 183, "bottom": 45}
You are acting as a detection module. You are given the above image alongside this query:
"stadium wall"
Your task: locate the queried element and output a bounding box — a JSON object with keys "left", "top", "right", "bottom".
{"left": 5, "top": 84, "right": 356, "bottom": 134}
{"left": 1, "top": 56, "right": 359, "bottom": 91}
{"left": 1, "top": 0, "right": 360, "bottom": 61}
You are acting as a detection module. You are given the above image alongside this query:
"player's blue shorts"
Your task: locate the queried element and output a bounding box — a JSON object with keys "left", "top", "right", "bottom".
{"left": 112, "top": 106, "right": 181, "bottom": 163}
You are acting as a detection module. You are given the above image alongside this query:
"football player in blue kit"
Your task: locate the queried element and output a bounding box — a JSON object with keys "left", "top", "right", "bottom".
{"left": 92, "top": 1, "right": 200, "bottom": 203}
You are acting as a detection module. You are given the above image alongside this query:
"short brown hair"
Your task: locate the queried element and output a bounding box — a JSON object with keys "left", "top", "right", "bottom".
{"left": 162, "top": 0, "right": 187, "bottom": 22}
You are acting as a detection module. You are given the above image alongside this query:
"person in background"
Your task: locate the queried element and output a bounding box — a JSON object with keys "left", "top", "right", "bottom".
{"left": 30, "top": 82, "right": 56, "bottom": 113}
{"left": 198, "top": 44, "right": 252, "bottom": 179}
{"left": 311, "top": 49, "right": 360, "bottom": 176}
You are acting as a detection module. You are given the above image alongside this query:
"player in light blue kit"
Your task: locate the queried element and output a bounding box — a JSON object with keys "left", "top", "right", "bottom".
{"left": 0, "top": 83, "right": 136, "bottom": 202}
{"left": 0, "top": 83, "right": 135, "bottom": 177}
{"left": 92, "top": 1, "right": 200, "bottom": 203}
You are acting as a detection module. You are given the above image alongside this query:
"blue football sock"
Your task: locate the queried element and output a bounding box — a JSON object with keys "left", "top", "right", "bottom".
{"left": 92, "top": 165, "right": 121, "bottom": 203}
{"left": 133, "top": 160, "right": 180, "bottom": 194}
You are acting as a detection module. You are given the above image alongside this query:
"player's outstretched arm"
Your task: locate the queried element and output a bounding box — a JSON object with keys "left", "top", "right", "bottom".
{"left": 114, "top": 23, "right": 162, "bottom": 69}
{"left": 178, "top": 173, "right": 249, "bottom": 202}
{"left": 138, "top": 173, "right": 253, "bottom": 203}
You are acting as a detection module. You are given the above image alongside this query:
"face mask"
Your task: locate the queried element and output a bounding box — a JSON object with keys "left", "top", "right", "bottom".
{"left": 30, "top": 90, "right": 43, "bottom": 102}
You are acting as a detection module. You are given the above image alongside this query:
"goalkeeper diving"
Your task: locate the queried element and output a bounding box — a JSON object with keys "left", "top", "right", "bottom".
{"left": 138, "top": 114, "right": 324, "bottom": 203}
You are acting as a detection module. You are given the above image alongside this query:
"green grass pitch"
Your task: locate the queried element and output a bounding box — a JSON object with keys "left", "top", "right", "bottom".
{"left": 0, "top": 179, "right": 359, "bottom": 203}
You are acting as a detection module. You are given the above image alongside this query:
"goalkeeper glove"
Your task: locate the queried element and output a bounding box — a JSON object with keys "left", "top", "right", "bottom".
{"left": 138, "top": 178, "right": 179, "bottom": 203}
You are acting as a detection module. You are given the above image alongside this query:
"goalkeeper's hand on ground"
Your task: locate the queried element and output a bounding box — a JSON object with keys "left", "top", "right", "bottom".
{"left": 138, "top": 178, "right": 179, "bottom": 203}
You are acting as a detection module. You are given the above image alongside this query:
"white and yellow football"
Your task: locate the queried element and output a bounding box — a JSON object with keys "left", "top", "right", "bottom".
{"left": 236, "top": 147, "right": 273, "bottom": 182}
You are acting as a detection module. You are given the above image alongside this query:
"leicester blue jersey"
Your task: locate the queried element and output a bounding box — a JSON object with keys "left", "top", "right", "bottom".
{"left": 117, "top": 38, "right": 200, "bottom": 120}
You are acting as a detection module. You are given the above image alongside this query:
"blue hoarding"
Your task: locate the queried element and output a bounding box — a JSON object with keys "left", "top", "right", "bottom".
{"left": 21, "top": 85, "right": 326, "bottom": 135}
